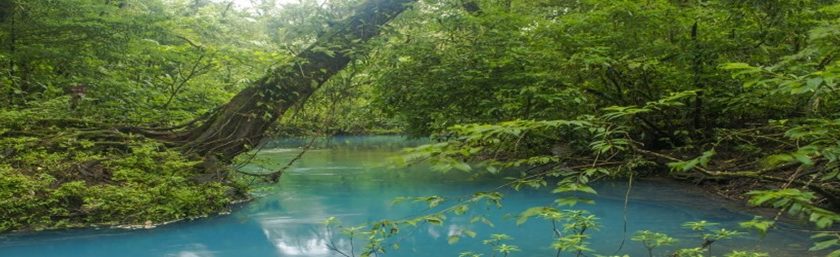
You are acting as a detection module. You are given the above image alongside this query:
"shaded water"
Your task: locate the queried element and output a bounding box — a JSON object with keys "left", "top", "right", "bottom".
{"left": 0, "top": 136, "right": 819, "bottom": 257}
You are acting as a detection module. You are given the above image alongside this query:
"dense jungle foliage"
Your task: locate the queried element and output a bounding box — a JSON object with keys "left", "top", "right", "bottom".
{"left": 1, "top": 0, "right": 840, "bottom": 256}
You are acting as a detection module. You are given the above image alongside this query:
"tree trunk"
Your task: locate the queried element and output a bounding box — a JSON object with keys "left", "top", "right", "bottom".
{"left": 170, "top": 0, "right": 414, "bottom": 161}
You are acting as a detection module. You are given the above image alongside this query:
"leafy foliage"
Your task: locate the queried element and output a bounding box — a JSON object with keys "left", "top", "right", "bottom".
{"left": 0, "top": 136, "right": 238, "bottom": 231}
{"left": 631, "top": 230, "right": 677, "bottom": 257}
{"left": 2, "top": 0, "right": 840, "bottom": 257}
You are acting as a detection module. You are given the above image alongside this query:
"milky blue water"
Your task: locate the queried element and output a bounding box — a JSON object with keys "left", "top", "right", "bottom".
{"left": 0, "top": 136, "right": 819, "bottom": 257}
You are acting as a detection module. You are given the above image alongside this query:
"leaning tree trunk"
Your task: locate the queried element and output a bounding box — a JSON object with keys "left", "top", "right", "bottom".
{"left": 170, "top": 0, "right": 415, "bottom": 161}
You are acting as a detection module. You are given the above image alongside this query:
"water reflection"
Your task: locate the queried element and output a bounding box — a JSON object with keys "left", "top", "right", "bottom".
{"left": 269, "top": 230, "right": 331, "bottom": 256}
{"left": 166, "top": 244, "right": 215, "bottom": 257}
{"left": 257, "top": 217, "right": 358, "bottom": 257}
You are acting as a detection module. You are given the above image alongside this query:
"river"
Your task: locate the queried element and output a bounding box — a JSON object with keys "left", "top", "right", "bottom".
{"left": 0, "top": 136, "right": 819, "bottom": 257}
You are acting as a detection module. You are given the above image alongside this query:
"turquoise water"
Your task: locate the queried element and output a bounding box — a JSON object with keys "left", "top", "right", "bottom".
{"left": 0, "top": 136, "right": 819, "bottom": 257}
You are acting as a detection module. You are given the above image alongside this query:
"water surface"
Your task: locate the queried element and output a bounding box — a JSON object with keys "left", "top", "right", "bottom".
{"left": 0, "top": 136, "right": 819, "bottom": 257}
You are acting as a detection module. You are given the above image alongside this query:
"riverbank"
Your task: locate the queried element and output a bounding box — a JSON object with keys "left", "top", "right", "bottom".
{"left": 0, "top": 134, "right": 247, "bottom": 233}
{"left": 0, "top": 133, "right": 822, "bottom": 234}
{"left": 0, "top": 138, "right": 823, "bottom": 257}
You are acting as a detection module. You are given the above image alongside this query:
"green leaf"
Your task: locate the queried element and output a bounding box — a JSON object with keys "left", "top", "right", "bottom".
{"left": 738, "top": 217, "right": 774, "bottom": 236}
{"left": 453, "top": 162, "right": 472, "bottom": 172}
{"left": 810, "top": 238, "right": 839, "bottom": 251}
{"left": 448, "top": 235, "right": 461, "bottom": 244}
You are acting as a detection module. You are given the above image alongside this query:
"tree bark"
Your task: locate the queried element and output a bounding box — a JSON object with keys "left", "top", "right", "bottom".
{"left": 170, "top": 0, "right": 415, "bottom": 161}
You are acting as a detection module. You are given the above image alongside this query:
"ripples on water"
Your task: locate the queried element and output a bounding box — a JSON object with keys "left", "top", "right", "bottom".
{"left": 0, "top": 136, "right": 821, "bottom": 257}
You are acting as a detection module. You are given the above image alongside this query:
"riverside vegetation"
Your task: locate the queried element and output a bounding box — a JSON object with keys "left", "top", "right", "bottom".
{"left": 1, "top": 0, "right": 840, "bottom": 256}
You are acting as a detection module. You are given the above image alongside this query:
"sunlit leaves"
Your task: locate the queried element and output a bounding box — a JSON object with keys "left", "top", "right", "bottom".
{"left": 470, "top": 215, "right": 495, "bottom": 228}
{"left": 724, "top": 251, "right": 769, "bottom": 257}
{"left": 516, "top": 206, "right": 561, "bottom": 225}
{"left": 667, "top": 149, "right": 716, "bottom": 172}
{"left": 552, "top": 183, "right": 597, "bottom": 195}
{"left": 458, "top": 252, "right": 483, "bottom": 257}
{"left": 703, "top": 228, "right": 744, "bottom": 242}
{"left": 473, "top": 192, "right": 504, "bottom": 207}
{"left": 482, "top": 233, "right": 513, "bottom": 245}
{"left": 423, "top": 214, "right": 445, "bottom": 225}
{"left": 493, "top": 244, "right": 520, "bottom": 255}
{"left": 631, "top": 230, "right": 677, "bottom": 257}
{"left": 747, "top": 189, "right": 825, "bottom": 223}
{"left": 811, "top": 233, "right": 840, "bottom": 253}
{"left": 418, "top": 195, "right": 445, "bottom": 208}
{"left": 452, "top": 204, "right": 470, "bottom": 215}
{"left": 324, "top": 216, "right": 340, "bottom": 226}
{"left": 447, "top": 234, "right": 462, "bottom": 245}
{"left": 682, "top": 220, "right": 719, "bottom": 231}
{"left": 738, "top": 216, "right": 774, "bottom": 237}
{"left": 601, "top": 106, "right": 650, "bottom": 121}
{"left": 506, "top": 177, "right": 547, "bottom": 191}
{"left": 674, "top": 247, "right": 706, "bottom": 257}
{"left": 721, "top": 63, "right": 765, "bottom": 82}
{"left": 552, "top": 234, "right": 592, "bottom": 253}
